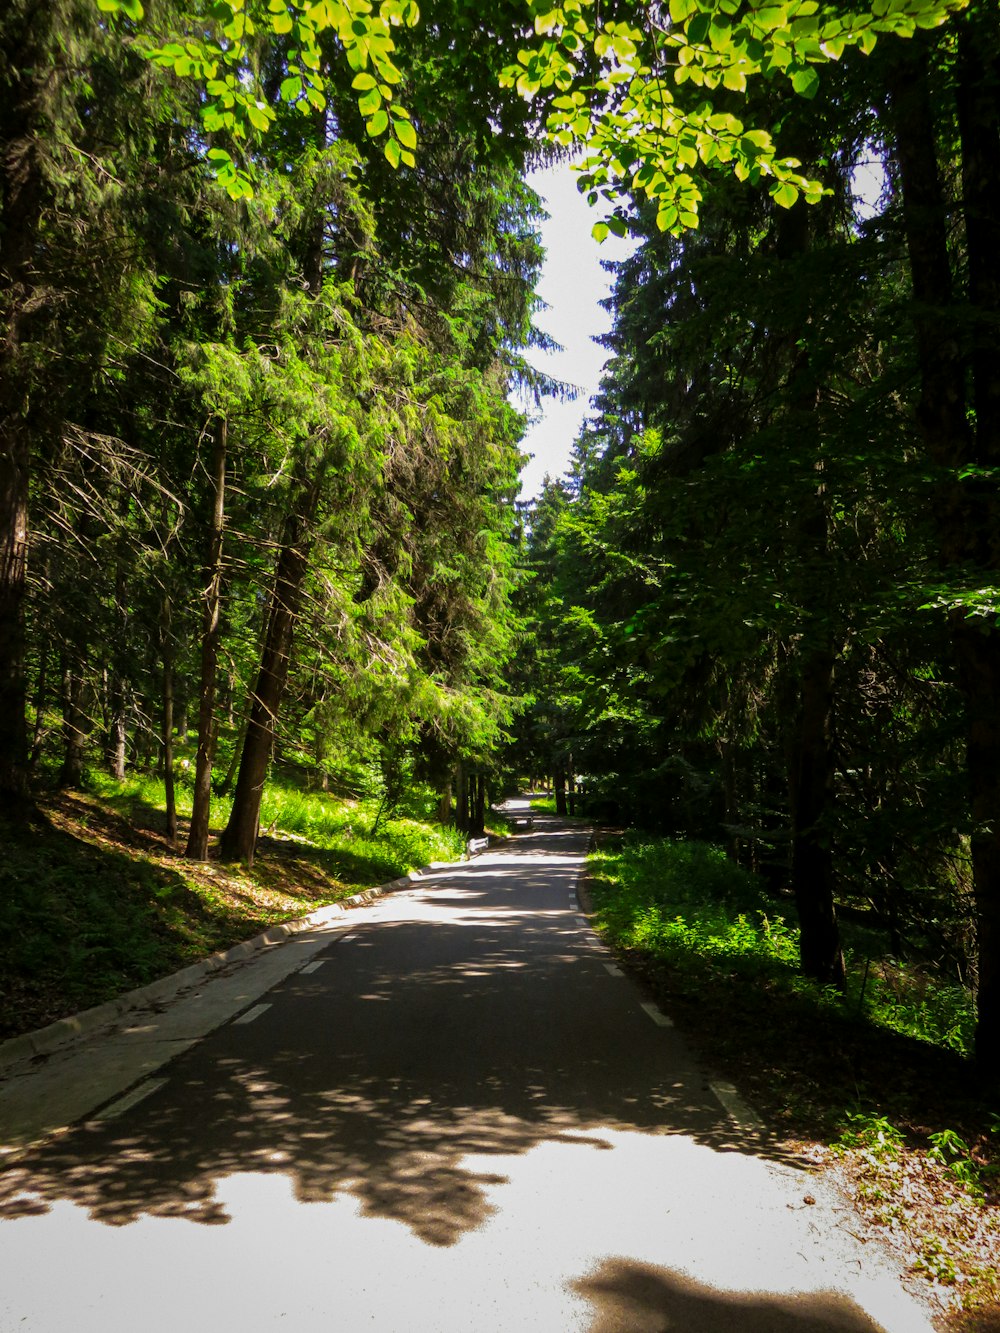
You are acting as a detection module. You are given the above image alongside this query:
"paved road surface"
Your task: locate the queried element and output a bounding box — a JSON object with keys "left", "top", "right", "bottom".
{"left": 0, "top": 812, "right": 934, "bottom": 1331}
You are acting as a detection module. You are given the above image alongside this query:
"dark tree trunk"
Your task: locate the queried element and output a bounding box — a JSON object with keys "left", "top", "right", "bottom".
{"left": 470, "top": 772, "right": 486, "bottom": 835}
{"left": 889, "top": 27, "right": 1000, "bottom": 1067}
{"left": 437, "top": 779, "right": 452, "bottom": 825}
{"left": 455, "top": 760, "right": 469, "bottom": 833}
{"left": 29, "top": 641, "right": 49, "bottom": 771}
{"left": 0, "top": 421, "right": 29, "bottom": 804}
{"left": 954, "top": 10, "right": 1000, "bottom": 1067}
{"left": 106, "top": 672, "right": 127, "bottom": 783}
{"left": 719, "top": 739, "right": 740, "bottom": 863}
{"left": 0, "top": 6, "right": 49, "bottom": 809}
{"left": 186, "top": 417, "right": 227, "bottom": 861}
{"left": 57, "top": 657, "right": 87, "bottom": 789}
{"left": 161, "top": 597, "right": 177, "bottom": 843}
{"left": 772, "top": 179, "right": 845, "bottom": 990}
{"left": 219, "top": 467, "right": 323, "bottom": 864}
{"left": 218, "top": 711, "right": 248, "bottom": 798}
{"left": 786, "top": 648, "right": 845, "bottom": 987}
{"left": 554, "top": 770, "right": 568, "bottom": 816}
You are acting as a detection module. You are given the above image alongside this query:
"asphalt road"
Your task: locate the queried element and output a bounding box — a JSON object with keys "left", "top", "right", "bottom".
{"left": 0, "top": 812, "right": 935, "bottom": 1332}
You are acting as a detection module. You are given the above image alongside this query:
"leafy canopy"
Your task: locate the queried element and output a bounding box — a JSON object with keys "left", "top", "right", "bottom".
{"left": 97, "top": 0, "right": 420, "bottom": 196}
{"left": 501, "top": 0, "right": 966, "bottom": 232}
{"left": 98, "top": 0, "right": 966, "bottom": 224}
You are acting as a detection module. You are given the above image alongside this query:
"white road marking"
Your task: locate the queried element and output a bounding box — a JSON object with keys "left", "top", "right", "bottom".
{"left": 603, "top": 963, "right": 624, "bottom": 977}
{"left": 340, "top": 934, "right": 358, "bottom": 943}
{"left": 576, "top": 916, "right": 589, "bottom": 929}
{"left": 233, "top": 1004, "right": 271, "bottom": 1025}
{"left": 94, "top": 1078, "right": 168, "bottom": 1120}
{"left": 640, "top": 1001, "right": 674, "bottom": 1028}
{"left": 710, "top": 1080, "right": 764, "bottom": 1131}
{"left": 300, "top": 961, "right": 326, "bottom": 974}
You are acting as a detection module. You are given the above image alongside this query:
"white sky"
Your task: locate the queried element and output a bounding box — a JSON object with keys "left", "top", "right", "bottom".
{"left": 516, "top": 164, "right": 637, "bottom": 500}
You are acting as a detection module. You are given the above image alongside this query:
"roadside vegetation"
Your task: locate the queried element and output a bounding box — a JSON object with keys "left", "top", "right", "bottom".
{"left": 0, "top": 768, "right": 464, "bottom": 1043}
{"left": 587, "top": 833, "right": 1000, "bottom": 1320}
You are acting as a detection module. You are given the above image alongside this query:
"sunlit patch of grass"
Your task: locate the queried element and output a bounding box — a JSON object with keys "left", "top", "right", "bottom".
{"left": 0, "top": 775, "right": 465, "bottom": 1041}
{"left": 588, "top": 834, "right": 1000, "bottom": 1311}
{"left": 589, "top": 833, "right": 976, "bottom": 1057}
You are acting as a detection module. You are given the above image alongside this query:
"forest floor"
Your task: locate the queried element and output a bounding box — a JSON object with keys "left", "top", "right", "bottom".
{"left": 580, "top": 834, "right": 1000, "bottom": 1332}
{"left": 0, "top": 786, "right": 463, "bottom": 1042}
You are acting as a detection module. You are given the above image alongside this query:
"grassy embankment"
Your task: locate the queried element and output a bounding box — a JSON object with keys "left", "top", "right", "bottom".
{"left": 588, "top": 834, "right": 1000, "bottom": 1319}
{"left": 0, "top": 772, "right": 466, "bottom": 1042}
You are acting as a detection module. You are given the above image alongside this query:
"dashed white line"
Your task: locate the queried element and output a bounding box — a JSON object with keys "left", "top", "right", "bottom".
{"left": 603, "top": 963, "right": 624, "bottom": 977}
{"left": 340, "top": 934, "right": 358, "bottom": 943}
{"left": 94, "top": 1078, "right": 168, "bottom": 1120}
{"left": 640, "top": 1001, "right": 674, "bottom": 1028}
{"left": 300, "top": 961, "right": 326, "bottom": 974}
{"left": 710, "top": 1080, "right": 764, "bottom": 1131}
{"left": 233, "top": 1003, "right": 271, "bottom": 1025}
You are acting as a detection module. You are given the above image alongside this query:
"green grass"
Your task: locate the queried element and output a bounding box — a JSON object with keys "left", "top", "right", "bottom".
{"left": 589, "top": 833, "right": 977, "bottom": 1057}
{"left": 586, "top": 833, "right": 1000, "bottom": 1309}
{"left": 86, "top": 769, "right": 466, "bottom": 881}
{"left": 0, "top": 773, "right": 466, "bottom": 1040}
{"left": 529, "top": 794, "right": 557, "bottom": 814}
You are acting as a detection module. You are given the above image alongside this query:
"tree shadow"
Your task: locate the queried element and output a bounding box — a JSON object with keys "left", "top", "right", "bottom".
{"left": 573, "top": 1258, "right": 890, "bottom": 1332}
{"left": 0, "top": 835, "right": 808, "bottom": 1245}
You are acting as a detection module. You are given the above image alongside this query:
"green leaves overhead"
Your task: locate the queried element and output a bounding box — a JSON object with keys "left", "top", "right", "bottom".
{"left": 98, "top": 0, "right": 968, "bottom": 213}
{"left": 98, "top": 0, "right": 420, "bottom": 192}
{"left": 500, "top": 0, "right": 966, "bottom": 232}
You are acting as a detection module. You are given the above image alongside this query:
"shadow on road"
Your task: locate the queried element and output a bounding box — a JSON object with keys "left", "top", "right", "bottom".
{"left": 0, "top": 818, "right": 911, "bottom": 1331}
{"left": 574, "top": 1259, "right": 890, "bottom": 1332}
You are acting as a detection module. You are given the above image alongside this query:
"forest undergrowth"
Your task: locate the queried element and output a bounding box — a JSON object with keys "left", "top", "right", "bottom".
{"left": 586, "top": 833, "right": 1000, "bottom": 1325}
{"left": 0, "top": 771, "right": 465, "bottom": 1043}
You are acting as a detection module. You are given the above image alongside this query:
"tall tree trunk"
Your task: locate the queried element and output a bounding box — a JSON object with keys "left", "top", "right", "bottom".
{"left": 437, "top": 779, "right": 452, "bottom": 825}
{"left": 889, "top": 29, "right": 1000, "bottom": 1067}
{"left": 773, "top": 177, "right": 846, "bottom": 990}
{"left": 161, "top": 596, "right": 177, "bottom": 843}
{"left": 29, "top": 640, "right": 49, "bottom": 771}
{"left": 455, "top": 760, "right": 469, "bottom": 833}
{"left": 186, "top": 417, "right": 227, "bottom": 861}
{"left": 953, "top": 10, "right": 1000, "bottom": 1067}
{"left": 219, "top": 465, "right": 323, "bottom": 864}
{"left": 470, "top": 772, "right": 486, "bottom": 835}
{"left": 57, "top": 656, "right": 87, "bottom": 789}
{"left": 0, "top": 7, "right": 50, "bottom": 809}
{"left": 786, "top": 648, "right": 845, "bottom": 986}
{"left": 0, "top": 422, "right": 29, "bottom": 804}
{"left": 218, "top": 710, "right": 248, "bottom": 797}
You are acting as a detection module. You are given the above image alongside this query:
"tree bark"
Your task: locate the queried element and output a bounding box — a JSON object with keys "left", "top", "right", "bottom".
{"left": 161, "top": 596, "right": 177, "bottom": 843}
{"left": 57, "top": 656, "right": 87, "bottom": 789}
{"left": 186, "top": 417, "right": 227, "bottom": 860}
{"left": 0, "top": 8, "right": 46, "bottom": 808}
{"left": 554, "top": 770, "right": 568, "bottom": 816}
{"left": 219, "top": 466, "right": 323, "bottom": 864}
{"left": 786, "top": 648, "right": 845, "bottom": 987}
{"left": 29, "top": 641, "right": 49, "bottom": 771}
{"left": 953, "top": 11, "right": 1000, "bottom": 1067}
{"left": 437, "top": 779, "right": 452, "bottom": 825}
{"left": 889, "top": 28, "right": 1000, "bottom": 1067}
{"left": 470, "top": 772, "right": 486, "bottom": 835}
{"left": 455, "top": 760, "right": 469, "bottom": 833}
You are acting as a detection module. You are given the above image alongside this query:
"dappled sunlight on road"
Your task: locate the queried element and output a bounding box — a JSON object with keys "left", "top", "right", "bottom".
{"left": 0, "top": 815, "right": 934, "bottom": 1332}
{"left": 0, "top": 1122, "right": 929, "bottom": 1332}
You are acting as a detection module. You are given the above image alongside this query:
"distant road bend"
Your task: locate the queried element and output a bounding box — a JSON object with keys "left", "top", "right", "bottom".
{"left": 0, "top": 802, "right": 935, "bottom": 1332}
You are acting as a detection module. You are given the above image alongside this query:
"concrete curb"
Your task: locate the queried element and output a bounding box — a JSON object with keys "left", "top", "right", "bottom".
{"left": 0, "top": 858, "right": 456, "bottom": 1076}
